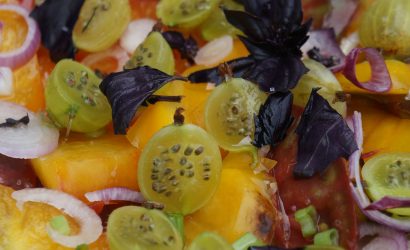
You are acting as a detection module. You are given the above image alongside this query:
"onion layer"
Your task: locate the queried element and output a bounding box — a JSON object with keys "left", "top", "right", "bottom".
{"left": 194, "top": 35, "right": 233, "bottom": 66}
{"left": 360, "top": 222, "right": 408, "bottom": 250}
{"left": 12, "top": 188, "right": 103, "bottom": 248}
{"left": 85, "top": 187, "right": 145, "bottom": 203}
{"left": 0, "top": 67, "right": 13, "bottom": 96}
{"left": 119, "top": 18, "right": 156, "bottom": 54}
{"left": 0, "top": 5, "right": 40, "bottom": 69}
{"left": 343, "top": 48, "right": 392, "bottom": 93}
{"left": 0, "top": 101, "right": 59, "bottom": 159}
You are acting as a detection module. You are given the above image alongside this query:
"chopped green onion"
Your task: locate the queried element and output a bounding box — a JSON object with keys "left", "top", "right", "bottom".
{"left": 313, "top": 228, "right": 339, "bottom": 246}
{"left": 166, "top": 213, "right": 184, "bottom": 240}
{"left": 295, "top": 205, "right": 318, "bottom": 238}
{"left": 49, "top": 215, "right": 70, "bottom": 236}
{"left": 75, "top": 244, "right": 89, "bottom": 250}
{"left": 231, "top": 232, "right": 265, "bottom": 250}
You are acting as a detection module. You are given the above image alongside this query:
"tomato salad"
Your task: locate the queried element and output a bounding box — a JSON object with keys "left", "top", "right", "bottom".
{"left": 0, "top": 0, "right": 409, "bottom": 249}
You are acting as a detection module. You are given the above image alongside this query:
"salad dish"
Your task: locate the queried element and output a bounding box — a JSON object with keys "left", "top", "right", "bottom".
{"left": 0, "top": 0, "right": 409, "bottom": 249}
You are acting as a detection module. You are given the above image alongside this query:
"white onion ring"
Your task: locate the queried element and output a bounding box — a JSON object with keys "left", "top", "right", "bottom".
{"left": 81, "top": 46, "right": 129, "bottom": 73}
{"left": 348, "top": 111, "right": 363, "bottom": 180}
{"left": 0, "top": 4, "right": 40, "bottom": 69}
{"left": 194, "top": 35, "right": 233, "bottom": 66}
{"left": 0, "top": 101, "right": 59, "bottom": 159}
{"left": 12, "top": 188, "right": 103, "bottom": 248}
{"left": 120, "top": 18, "right": 156, "bottom": 54}
{"left": 85, "top": 187, "right": 145, "bottom": 204}
{"left": 0, "top": 67, "right": 13, "bottom": 96}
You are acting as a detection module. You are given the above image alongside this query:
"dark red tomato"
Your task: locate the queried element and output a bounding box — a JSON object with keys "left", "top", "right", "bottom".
{"left": 268, "top": 111, "right": 358, "bottom": 250}
{"left": 0, "top": 154, "right": 39, "bottom": 190}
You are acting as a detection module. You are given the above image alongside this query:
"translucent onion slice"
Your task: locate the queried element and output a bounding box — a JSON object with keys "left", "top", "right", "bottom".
{"left": 0, "top": 101, "right": 59, "bottom": 159}
{"left": 119, "top": 18, "right": 156, "bottom": 54}
{"left": 85, "top": 187, "right": 145, "bottom": 204}
{"left": 360, "top": 223, "right": 408, "bottom": 250}
{"left": 0, "top": 67, "right": 13, "bottom": 96}
{"left": 194, "top": 35, "right": 233, "bottom": 66}
{"left": 12, "top": 188, "right": 103, "bottom": 248}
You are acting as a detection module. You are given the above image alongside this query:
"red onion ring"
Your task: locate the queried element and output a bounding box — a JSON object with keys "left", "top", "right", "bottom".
{"left": 360, "top": 222, "right": 408, "bottom": 250}
{"left": 343, "top": 48, "right": 392, "bottom": 93}
{"left": 0, "top": 4, "right": 40, "bottom": 69}
{"left": 85, "top": 187, "right": 145, "bottom": 204}
{"left": 365, "top": 196, "right": 410, "bottom": 211}
{"left": 12, "top": 188, "right": 103, "bottom": 247}
{"left": 0, "top": 21, "right": 3, "bottom": 45}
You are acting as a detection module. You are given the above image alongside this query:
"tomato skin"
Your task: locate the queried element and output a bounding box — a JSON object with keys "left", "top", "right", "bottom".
{"left": 268, "top": 109, "right": 358, "bottom": 250}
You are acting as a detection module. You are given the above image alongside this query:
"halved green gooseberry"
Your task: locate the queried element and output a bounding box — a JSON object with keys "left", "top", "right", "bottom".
{"left": 362, "top": 152, "right": 410, "bottom": 216}
{"left": 107, "top": 206, "right": 183, "bottom": 250}
{"left": 292, "top": 59, "right": 346, "bottom": 117}
{"left": 45, "top": 59, "right": 111, "bottom": 133}
{"left": 188, "top": 232, "right": 233, "bottom": 250}
{"left": 138, "top": 122, "right": 222, "bottom": 215}
{"left": 125, "top": 31, "right": 175, "bottom": 75}
{"left": 156, "top": 0, "right": 220, "bottom": 29}
{"left": 73, "top": 0, "right": 131, "bottom": 52}
{"left": 204, "top": 78, "right": 267, "bottom": 151}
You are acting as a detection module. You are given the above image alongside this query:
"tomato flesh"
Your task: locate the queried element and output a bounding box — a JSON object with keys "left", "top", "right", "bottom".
{"left": 268, "top": 109, "right": 358, "bottom": 250}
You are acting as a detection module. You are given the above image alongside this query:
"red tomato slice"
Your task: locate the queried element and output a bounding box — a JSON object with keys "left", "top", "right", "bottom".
{"left": 268, "top": 109, "right": 358, "bottom": 250}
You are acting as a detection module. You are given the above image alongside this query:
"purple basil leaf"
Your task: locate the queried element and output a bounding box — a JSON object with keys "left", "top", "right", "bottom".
{"left": 100, "top": 66, "right": 186, "bottom": 134}
{"left": 0, "top": 114, "right": 29, "bottom": 128}
{"left": 31, "top": 0, "right": 84, "bottom": 62}
{"left": 162, "top": 31, "right": 198, "bottom": 64}
{"left": 253, "top": 91, "right": 293, "bottom": 148}
{"left": 294, "top": 88, "right": 357, "bottom": 178}
{"left": 244, "top": 56, "right": 309, "bottom": 92}
{"left": 223, "top": 9, "right": 270, "bottom": 41}
{"left": 187, "top": 57, "right": 255, "bottom": 84}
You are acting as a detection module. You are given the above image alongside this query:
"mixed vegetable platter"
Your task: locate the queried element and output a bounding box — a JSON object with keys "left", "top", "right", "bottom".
{"left": 0, "top": 0, "right": 409, "bottom": 249}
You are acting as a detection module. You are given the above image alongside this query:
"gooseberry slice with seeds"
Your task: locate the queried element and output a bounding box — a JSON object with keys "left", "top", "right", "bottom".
{"left": 362, "top": 152, "right": 410, "bottom": 216}
{"left": 45, "top": 59, "right": 111, "bottom": 133}
{"left": 73, "top": 0, "right": 131, "bottom": 52}
{"left": 125, "top": 31, "right": 175, "bottom": 75}
{"left": 188, "top": 232, "right": 233, "bottom": 250}
{"left": 204, "top": 77, "right": 267, "bottom": 151}
{"left": 138, "top": 109, "right": 222, "bottom": 215}
{"left": 107, "top": 206, "right": 183, "bottom": 250}
{"left": 156, "top": 0, "right": 220, "bottom": 29}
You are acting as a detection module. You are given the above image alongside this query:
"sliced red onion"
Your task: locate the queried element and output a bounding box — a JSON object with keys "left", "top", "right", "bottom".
{"left": 0, "top": 21, "right": 3, "bottom": 45}
{"left": 0, "top": 5, "right": 40, "bottom": 69}
{"left": 365, "top": 196, "right": 410, "bottom": 211}
{"left": 0, "top": 67, "right": 13, "bottom": 96}
{"left": 194, "top": 35, "right": 233, "bottom": 66}
{"left": 0, "top": 101, "right": 59, "bottom": 159}
{"left": 119, "top": 18, "right": 156, "bottom": 54}
{"left": 12, "top": 188, "right": 103, "bottom": 247}
{"left": 348, "top": 111, "right": 363, "bottom": 180}
{"left": 362, "top": 236, "right": 398, "bottom": 250}
{"left": 351, "top": 185, "right": 410, "bottom": 232}
{"left": 81, "top": 46, "right": 129, "bottom": 73}
{"left": 301, "top": 28, "right": 346, "bottom": 72}
{"left": 323, "top": 0, "right": 359, "bottom": 36}
{"left": 343, "top": 48, "right": 392, "bottom": 93}
{"left": 85, "top": 187, "right": 145, "bottom": 204}
{"left": 360, "top": 222, "right": 408, "bottom": 250}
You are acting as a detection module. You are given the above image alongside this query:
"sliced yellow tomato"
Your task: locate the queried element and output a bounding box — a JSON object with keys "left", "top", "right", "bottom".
{"left": 0, "top": 184, "right": 108, "bottom": 249}
{"left": 31, "top": 134, "right": 140, "bottom": 199}
{"left": 184, "top": 152, "right": 277, "bottom": 244}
